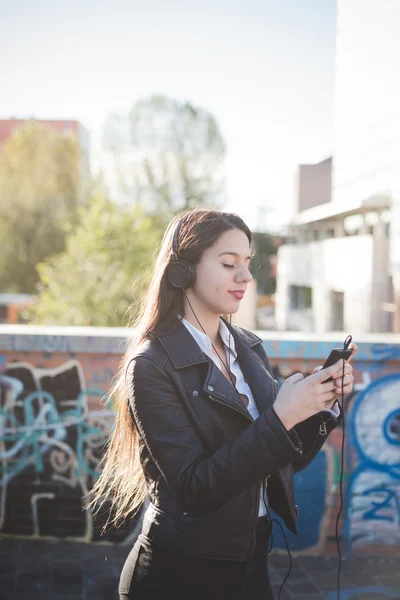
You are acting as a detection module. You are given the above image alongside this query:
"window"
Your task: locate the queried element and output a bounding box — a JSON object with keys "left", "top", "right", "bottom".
{"left": 289, "top": 286, "right": 312, "bottom": 310}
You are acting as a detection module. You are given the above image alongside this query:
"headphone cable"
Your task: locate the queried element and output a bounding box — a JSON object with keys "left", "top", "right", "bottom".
{"left": 183, "top": 291, "right": 237, "bottom": 390}
{"left": 335, "top": 335, "right": 351, "bottom": 600}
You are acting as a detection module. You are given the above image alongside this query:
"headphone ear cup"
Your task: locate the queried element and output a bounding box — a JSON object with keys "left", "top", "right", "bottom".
{"left": 167, "top": 259, "right": 196, "bottom": 289}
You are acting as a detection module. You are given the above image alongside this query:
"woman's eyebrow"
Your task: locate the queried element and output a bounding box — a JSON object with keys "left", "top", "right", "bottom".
{"left": 218, "top": 252, "right": 252, "bottom": 260}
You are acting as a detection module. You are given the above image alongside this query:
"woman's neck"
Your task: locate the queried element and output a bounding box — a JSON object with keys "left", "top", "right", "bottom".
{"left": 182, "top": 294, "right": 221, "bottom": 346}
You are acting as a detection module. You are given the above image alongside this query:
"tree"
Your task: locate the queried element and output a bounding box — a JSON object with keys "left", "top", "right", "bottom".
{"left": 0, "top": 121, "right": 83, "bottom": 293}
{"left": 31, "top": 196, "right": 161, "bottom": 326}
{"left": 103, "top": 95, "right": 226, "bottom": 219}
{"left": 252, "top": 231, "right": 282, "bottom": 295}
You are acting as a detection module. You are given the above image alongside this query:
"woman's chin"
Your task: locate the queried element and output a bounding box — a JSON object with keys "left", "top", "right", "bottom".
{"left": 221, "top": 304, "right": 240, "bottom": 315}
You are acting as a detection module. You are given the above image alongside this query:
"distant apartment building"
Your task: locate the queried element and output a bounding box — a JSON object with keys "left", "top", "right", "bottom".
{"left": 275, "top": 0, "right": 400, "bottom": 334}
{"left": 0, "top": 118, "right": 91, "bottom": 198}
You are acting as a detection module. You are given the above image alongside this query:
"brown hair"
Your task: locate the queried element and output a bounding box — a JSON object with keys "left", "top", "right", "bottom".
{"left": 89, "top": 208, "right": 251, "bottom": 528}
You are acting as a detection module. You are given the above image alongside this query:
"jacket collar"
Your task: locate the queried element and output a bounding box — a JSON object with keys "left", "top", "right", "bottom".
{"left": 156, "top": 317, "right": 274, "bottom": 419}
{"left": 157, "top": 317, "right": 262, "bottom": 370}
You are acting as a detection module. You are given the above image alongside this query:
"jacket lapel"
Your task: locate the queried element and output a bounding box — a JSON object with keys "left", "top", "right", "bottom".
{"left": 157, "top": 318, "right": 276, "bottom": 421}
{"left": 203, "top": 359, "right": 253, "bottom": 422}
{"left": 232, "top": 333, "right": 277, "bottom": 416}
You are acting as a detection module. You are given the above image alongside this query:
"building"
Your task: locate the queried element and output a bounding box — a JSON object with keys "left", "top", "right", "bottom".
{"left": 0, "top": 118, "right": 91, "bottom": 199}
{"left": 0, "top": 294, "right": 36, "bottom": 324}
{"left": 293, "top": 157, "right": 332, "bottom": 214}
{"left": 276, "top": 0, "right": 400, "bottom": 334}
{"left": 0, "top": 118, "right": 90, "bottom": 162}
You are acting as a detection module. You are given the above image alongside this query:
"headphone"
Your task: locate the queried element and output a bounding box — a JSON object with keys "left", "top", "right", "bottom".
{"left": 167, "top": 217, "right": 196, "bottom": 289}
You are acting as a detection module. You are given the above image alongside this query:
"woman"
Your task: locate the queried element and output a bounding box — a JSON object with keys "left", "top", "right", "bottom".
{"left": 91, "top": 209, "right": 355, "bottom": 600}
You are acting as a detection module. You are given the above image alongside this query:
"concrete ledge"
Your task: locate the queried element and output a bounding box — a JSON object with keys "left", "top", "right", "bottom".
{"left": 1, "top": 324, "right": 400, "bottom": 358}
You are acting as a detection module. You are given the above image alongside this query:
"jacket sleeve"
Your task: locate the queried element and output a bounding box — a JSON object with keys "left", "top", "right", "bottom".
{"left": 126, "top": 355, "right": 303, "bottom": 516}
{"left": 252, "top": 341, "right": 342, "bottom": 474}
{"left": 291, "top": 406, "right": 343, "bottom": 473}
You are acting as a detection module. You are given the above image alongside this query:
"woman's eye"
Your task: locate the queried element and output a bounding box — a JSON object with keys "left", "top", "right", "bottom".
{"left": 223, "top": 264, "right": 235, "bottom": 269}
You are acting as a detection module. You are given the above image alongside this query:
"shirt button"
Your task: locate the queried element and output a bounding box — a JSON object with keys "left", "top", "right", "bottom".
{"left": 192, "top": 390, "right": 199, "bottom": 396}
{"left": 207, "top": 385, "right": 214, "bottom": 392}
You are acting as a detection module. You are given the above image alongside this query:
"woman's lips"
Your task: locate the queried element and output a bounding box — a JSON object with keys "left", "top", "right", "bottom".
{"left": 229, "top": 291, "right": 245, "bottom": 300}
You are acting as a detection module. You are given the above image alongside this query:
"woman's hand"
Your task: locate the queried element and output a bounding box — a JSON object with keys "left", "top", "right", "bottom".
{"left": 313, "top": 342, "right": 357, "bottom": 408}
{"left": 273, "top": 359, "right": 351, "bottom": 431}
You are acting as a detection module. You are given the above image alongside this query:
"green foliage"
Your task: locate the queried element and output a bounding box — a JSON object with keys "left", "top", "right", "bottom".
{"left": 103, "top": 95, "right": 226, "bottom": 219}
{"left": 0, "top": 121, "right": 82, "bottom": 293}
{"left": 31, "top": 196, "right": 161, "bottom": 326}
{"left": 252, "top": 231, "right": 280, "bottom": 295}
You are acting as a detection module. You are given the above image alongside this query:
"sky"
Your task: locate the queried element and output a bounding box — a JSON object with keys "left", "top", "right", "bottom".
{"left": 0, "top": 0, "right": 337, "bottom": 232}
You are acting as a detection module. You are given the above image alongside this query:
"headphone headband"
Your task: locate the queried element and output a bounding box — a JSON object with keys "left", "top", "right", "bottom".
{"left": 172, "top": 217, "right": 184, "bottom": 261}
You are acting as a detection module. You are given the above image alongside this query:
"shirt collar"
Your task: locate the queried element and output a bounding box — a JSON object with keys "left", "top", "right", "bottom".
{"left": 177, "top": 315, "right": 237, "bottom": 359}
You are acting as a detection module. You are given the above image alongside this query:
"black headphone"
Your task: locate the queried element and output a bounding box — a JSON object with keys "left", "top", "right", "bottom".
{"left": 166, "top": 217, "right": 196, "bottom": 289}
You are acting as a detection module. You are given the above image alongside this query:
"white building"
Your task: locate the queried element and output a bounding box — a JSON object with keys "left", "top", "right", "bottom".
{"left": 276, "top": 0, "right": 400, "bottom": 334}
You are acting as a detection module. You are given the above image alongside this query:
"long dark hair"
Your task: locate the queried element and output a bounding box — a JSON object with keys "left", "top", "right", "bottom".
{"left": 89, "top": 209, "right": 251, "bottom": 527}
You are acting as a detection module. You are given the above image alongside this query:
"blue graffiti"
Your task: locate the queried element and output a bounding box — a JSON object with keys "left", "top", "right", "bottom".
{"left": 0, "top": 388, "right": 105, "bottom": 483}
{"left": 362, "top": 488, "right": 400, "bottom": 523}
{"left": 371, "top": 344, "right": 400, "bottom": 362}
{"left": 0, "top": 360, "right": 121, "bottom": 541}
{"left": 325, "top": 586, "right": 400, "bottom": 599}
{"left": 346, "top": 373, "right": 400, "bottom": 550}
{"left": 384, "top": 410, "right": 400, "bottom": 445}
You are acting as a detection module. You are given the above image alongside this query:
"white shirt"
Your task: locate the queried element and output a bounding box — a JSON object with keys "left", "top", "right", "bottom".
{"left": 179, "top": 316, "right": 340, "bottom": 517}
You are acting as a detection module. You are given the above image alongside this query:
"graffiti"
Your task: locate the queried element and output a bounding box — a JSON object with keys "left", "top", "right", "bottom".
{"left": 0, "top": 358, "right": 137, "bottom": 543}
{"left": 0, "top": 334, "right": 73, "bottom": 354}
{"left": 346, "top": 373, "right": 400, "bottom": 550}
{"left": 270, "top": 355, "right": 400, "bottom": 554}
{"left": 324, "top": 586, "right": 400, "bottom": 599}
{"left": 0, "top": 332, "right": 128, "bottom": 355}
{"left": 1, "top": 334, "right": 400, "bottom": 555}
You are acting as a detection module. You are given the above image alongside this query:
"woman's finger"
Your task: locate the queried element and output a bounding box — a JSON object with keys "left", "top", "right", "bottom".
{"left": 347, "top": 343, "right": 358, "bottom": 363}
{"left": 321, "top": 389, "right": 338, "bottom": 402}
{"left": 335, "top": 374, "right": 352, "bottom": 387}
{"left": 341, "top": 384, "right": 353, "bottom": 394}
{"left": 332, "top": 364, "right": 352, "bottom": 379}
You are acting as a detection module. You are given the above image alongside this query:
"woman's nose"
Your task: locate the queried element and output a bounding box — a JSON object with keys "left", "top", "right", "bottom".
{"left": 236, "top": 266, "right": 253, "bottom": 283}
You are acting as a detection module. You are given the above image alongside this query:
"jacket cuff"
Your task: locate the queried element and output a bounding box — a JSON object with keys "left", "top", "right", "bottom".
{"left": 268, "top": 405, "right": 304, "bottom": 456}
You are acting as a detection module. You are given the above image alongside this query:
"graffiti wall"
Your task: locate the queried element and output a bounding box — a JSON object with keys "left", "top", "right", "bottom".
{"left": 0, "top": 327, "right": 399, "bottom": 554}
{"left": 0, "top": 330, "right": 140, "bottom": 544}
{"left": 265, "top": 339, "right": 400, "bottom": 556}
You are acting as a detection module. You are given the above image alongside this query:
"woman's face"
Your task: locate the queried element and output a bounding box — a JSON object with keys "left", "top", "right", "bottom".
{"left": 190, "top": 228, "right": 253, "bottom": 315}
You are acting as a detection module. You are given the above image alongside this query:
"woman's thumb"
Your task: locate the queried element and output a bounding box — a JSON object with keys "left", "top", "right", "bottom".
{"left": 285, "top": 372, "right": 305, "bottom": 385}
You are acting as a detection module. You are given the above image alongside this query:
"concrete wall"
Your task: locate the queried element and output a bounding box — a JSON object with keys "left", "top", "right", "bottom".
{"left": 0, "top": 326, "right": 399, "bottom": 555}
{"left": 276, "top": 234, "right": 390, "bottom": 334}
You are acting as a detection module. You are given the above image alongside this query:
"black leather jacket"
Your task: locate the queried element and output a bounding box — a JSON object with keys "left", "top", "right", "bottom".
{"left": 126, "top": 318, "right": 341, "bottom": 560}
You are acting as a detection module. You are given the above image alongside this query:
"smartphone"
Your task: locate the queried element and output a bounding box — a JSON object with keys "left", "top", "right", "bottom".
{"left": 321, "top": 348, "right": 352, "bottom": 383}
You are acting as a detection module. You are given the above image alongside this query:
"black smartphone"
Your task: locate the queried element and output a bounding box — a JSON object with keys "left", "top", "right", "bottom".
{"left": 321, "top": 348, "right": 352, "bottom": 383}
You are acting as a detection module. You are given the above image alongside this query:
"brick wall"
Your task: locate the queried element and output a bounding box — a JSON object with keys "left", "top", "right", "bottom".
{"left": 0, "top": 326, "right": 399, "bottom": 555}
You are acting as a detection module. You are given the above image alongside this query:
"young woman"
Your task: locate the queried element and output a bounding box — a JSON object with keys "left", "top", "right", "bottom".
{"left": 91, "top": 209, "right": 355, "bottom": 600}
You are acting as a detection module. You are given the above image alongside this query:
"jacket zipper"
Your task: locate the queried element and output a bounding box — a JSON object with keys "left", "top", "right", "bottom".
{"left": 319, "top": 414, "right": 328, "bottom": 435}
{"left": 207, "top": 392, "right": 253, "bottom": 423}
{"left": 248, "top": 480, "right": 261, "bottom": 555}
{"left": 277, "top": 469, "right": 299, "bottom": 526}
{"left": 174, "top": 500, "right": 183, "bottom": 541}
